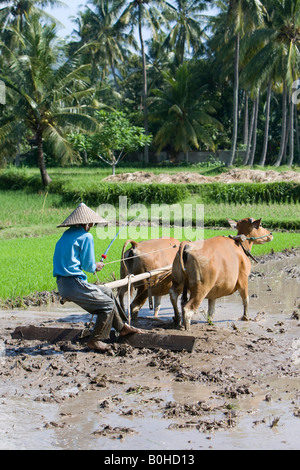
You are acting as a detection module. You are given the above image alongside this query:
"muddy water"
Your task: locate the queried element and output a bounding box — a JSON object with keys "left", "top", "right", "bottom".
{"left": 0, "top": 252, "right": 300, "bottom": 450}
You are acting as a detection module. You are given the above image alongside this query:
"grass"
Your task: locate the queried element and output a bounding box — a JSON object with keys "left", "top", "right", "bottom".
{"left": 5, "top": 163, "right": 299, "bottom": 176}
{"left": 1, "top": 190, "right": 299, "bottom": 239}
{"left": 0, "top": 191, "right": 73, "bottom": 238}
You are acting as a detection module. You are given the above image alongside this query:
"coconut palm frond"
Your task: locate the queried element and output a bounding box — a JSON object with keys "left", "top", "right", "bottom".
{"left": 44, "top": 124, "right": 81, "bottom": 165}
{"left": 53, "top": 112, "right": 99, "bottom": 133}
{"left": 0, "top": 118, "right": 18, "bottom": 143}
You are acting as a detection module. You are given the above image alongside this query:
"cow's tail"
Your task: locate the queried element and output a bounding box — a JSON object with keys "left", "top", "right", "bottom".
{"left": 177, "top": 241, "right": 190, "bottom": 307}
{"left": 178, "top": 241, "right": 190, "bottom": 275}
{"left": 121, "top": 239, "right": 138, "bottom": 276}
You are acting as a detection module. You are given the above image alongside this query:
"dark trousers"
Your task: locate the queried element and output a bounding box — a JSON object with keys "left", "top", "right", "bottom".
{"left": 57, "top": 276, "right": 127, "bottom": 341}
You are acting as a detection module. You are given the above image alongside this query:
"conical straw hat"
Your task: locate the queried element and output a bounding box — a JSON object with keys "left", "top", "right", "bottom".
{"left": 57, "top": 203, "right": 108, "bottom": 228}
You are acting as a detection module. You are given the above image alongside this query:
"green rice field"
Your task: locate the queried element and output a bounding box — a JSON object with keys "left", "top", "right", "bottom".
{"left": 0, "top": 189, "right": 299, "bottom": 239}
{"left": 0, "top": 226, "right": 299, "bottom": 305}
{"left": 0, "top": 166, "right": 299, "bottom": 305}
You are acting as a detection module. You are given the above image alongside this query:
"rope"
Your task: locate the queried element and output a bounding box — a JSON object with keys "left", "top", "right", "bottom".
{"left": 127, "top": 275, "right": 134, "bottom": 325}
{"left": 246, "top": 233, "right": 272, "bottom": 241}
{"left": 115, "top": 269, "right": 172, "bottom": 293}
{"left": 101, "top": 244, "right": 179, "bottom": 266}
{"left": 228, "top": 235, "right": 259, "bottom": 263}
{"left": 97, "top": 231, "right": 272, "bottom": 269}
{"left": 99, "top": 234, "right": 270, "bottom": 270}
{"left": 239, "top": 242, "right": 259, "bottom": 263}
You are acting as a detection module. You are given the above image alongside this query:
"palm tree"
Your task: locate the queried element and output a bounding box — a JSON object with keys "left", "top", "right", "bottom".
{"left": 117, "top": 0, "right": 170, "bottom": 163}
{"left": 0, "top": 15, "right": 98, "bottom": 186}
{"left": 224, "top": 0, "right": 266, "bottom": 167}
{"left": 70, "top": 0, "right": 134, "bottom": 91}
{"left": 241, "top": 0, "right": 300, "bottom": 166}
{"left": 267, "top": 0, "right": 300, "bottom": 166}
{"left": 161, "top": 0, "right": 210, "bottom": 65}
{"left": 0, "top": 0, "right": 64, "bottom": 33}
{"left": 241, "top": 38, "right": 274, "bottom": 166}
{"left": 146, "top": 30, "right": 177, "bottom": 82}
{"left": 150, "top": 63, "right": 222, "bottom": 161}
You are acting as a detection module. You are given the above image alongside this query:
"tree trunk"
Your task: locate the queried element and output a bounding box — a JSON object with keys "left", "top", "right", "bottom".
{"left": 259, "top": 79, "right": 272, "bottom": 166}
{"left": 15, "top": 140, "right": 21, "bottom": 166}
{"left": 138, "top": 6, "right": 149, "bottom": 164}
{"left": 287, "top": 98, "right": 294, "bottom": 166}
{"left": 283, "top": 109, "right": 290, "bottom": 163}
{"left": 111, "top": 57, "right": 120, "bottom": 92}
{"left": 275, "top": 81, "right": 287, "bottom": 167}
{"left": 83, "top": 150, "right": 88, "bottom": 165}
{"left": 227, "top": 33, "right": 240, "bottom": 167}
{"left": 295, "top": 103, "right": 300, "bottom": 164}
{"left": 248, "top": 93, "right": 259, "bottom": 166}
{"left": 37, "top": 128, "right": 52, "bottom": 187}
{"left": 243, "top": 97, "right": 256, "bottom": 165}
{"left": 243, "top": 91, "right": 249, "bottom": 146}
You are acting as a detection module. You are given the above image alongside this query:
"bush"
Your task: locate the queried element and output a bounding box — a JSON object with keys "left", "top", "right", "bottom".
{"left": 186, "top": 182, "right": 300, "bottom": 204}
{"left": 55, "top": 181, "right": 299, "bottom": 206}
{"left": 201, "top": 216, "right": 299, "bottom": 231}
{"left": 0, "top": 168, "right": 44, "bottom": 192}
{"left": 0, "top": 168, "right": 30, "bottom": 190}
{"left": 58, "top": 182, "right": 189, "bottom": 206}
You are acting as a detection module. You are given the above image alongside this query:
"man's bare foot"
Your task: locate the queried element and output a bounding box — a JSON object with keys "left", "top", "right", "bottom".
{"left": 87, "top": 339, "right": 111, "bottom": 351}
{"left": 119, "top": 323, "right": 144, "bottom": 337}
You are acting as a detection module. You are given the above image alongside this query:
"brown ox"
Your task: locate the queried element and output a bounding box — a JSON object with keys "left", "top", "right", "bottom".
{"left": 170, "top": 218, "right": 273, "bottom": 330}
{"left": 119, "top": 237, "right": 180, "bottom": 318}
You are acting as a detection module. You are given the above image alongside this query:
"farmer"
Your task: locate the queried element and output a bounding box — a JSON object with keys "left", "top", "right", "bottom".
{"left": 53, "top": 202, "right": 142, "bottom": 351}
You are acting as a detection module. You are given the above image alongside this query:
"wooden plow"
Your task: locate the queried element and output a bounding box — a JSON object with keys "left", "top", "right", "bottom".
{"left": 103, "top": 264, "right": 173, "bottom": 324}
{"left": 11, "top": 265, "right": 196, "bottom": 352}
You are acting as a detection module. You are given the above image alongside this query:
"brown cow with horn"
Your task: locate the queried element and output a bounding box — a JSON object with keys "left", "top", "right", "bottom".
{"left": 169, "top": 218, "right": 273, "bottom": 330}
{"left": 119, "top": 237, "right": 180, "bottom": 319}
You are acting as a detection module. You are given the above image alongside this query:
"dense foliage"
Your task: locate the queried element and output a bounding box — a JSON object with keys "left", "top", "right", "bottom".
{"left": 0, "top": 0, "right": 300, "bottom": 185}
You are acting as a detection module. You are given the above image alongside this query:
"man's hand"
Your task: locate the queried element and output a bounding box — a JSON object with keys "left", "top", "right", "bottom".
{"left": 95, "top": 262, "right": 105, "bottom": 272}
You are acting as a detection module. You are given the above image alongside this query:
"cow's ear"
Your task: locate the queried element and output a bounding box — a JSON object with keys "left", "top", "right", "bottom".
{"left": 252, "top": 218, "right": 261, "bottom": 229}
{"left": 228, "top": 219, "right": 237, "bottom": 230}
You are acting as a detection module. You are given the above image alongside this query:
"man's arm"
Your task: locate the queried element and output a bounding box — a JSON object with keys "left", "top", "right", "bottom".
{"left": 80, "top": 234, "right": 97, "bottom": 274}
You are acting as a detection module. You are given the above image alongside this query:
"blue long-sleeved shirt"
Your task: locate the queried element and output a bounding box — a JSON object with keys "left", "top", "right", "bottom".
{"left": 53, "top": 226, "right": 97, "bottom": 281}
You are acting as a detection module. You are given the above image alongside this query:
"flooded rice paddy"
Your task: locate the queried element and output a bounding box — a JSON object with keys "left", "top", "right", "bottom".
{"left": 0, "top": 250, "right": 299, "bottom": 450}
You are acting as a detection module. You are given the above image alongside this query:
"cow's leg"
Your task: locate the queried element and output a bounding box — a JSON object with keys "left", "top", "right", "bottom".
{"left": 154, "top": 296, "right": 162, "bottom": 317}
{"left": 181, "top": 281, "right": 189, "bottom": 307}
{"left": 207, "top": 299, "right": 216, "bottom": 321}
{"left": 183, "top": 283, "right": 207, "bottom": 330}
{"left": 239, "top": 292, "right": 249, "bottom": 321}
{"left": 241, "top": 295, "right": 249, "bottom": 321}
{"left": 169, "top": 281, "right": 184, "bottom": 327}
{"left": 183, "top": 299, "right": 198, "bottom": 330}
{"left": 130, "top": 287, "right": 148, "bottom": 319}
{"left": 237, "top": 276, "right": 249, "bottom": 321}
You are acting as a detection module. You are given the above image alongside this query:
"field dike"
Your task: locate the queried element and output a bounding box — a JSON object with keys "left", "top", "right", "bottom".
{"left": 0, "top": 249, "right": 299, "bottom": 450}
{"left": 104, "top": 168, "right": 300, "bottom": 184}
